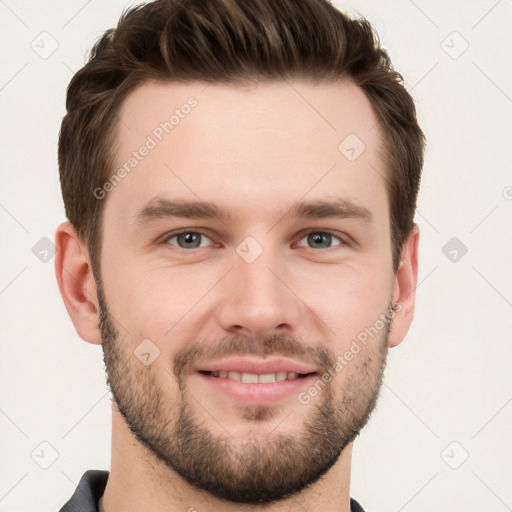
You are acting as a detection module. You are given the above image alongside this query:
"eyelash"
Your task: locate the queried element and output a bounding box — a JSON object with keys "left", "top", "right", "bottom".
{"left": 161, "top": 229, "right": 349, "bottom": 251}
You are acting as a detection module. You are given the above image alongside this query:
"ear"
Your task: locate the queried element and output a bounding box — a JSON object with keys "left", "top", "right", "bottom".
{"left": 388, "top": 223, "right": 420, "bottom": 348}
{"left": 54, "top": 222, "right": 102, "bottom": 345}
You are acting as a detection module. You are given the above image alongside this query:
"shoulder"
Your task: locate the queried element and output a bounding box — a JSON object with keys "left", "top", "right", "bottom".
{"left": 350, "top": 497, "right": 367, "bottom": 512}
{"left": 58, "top": 470, "right": 109, "bottom": 512}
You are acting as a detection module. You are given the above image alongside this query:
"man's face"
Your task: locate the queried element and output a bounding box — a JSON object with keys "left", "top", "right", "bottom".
{"left": 97, "top": 79, "right": 397, "bottom": 504}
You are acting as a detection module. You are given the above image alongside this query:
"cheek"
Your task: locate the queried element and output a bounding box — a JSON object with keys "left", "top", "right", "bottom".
{"left": 102, "top": 258, "right": 220, "bottom": 340}
{"left": 99, "top": 249, "right": 164, "bottom": 341}
{"left": 302, "top": 265, "right": 391, "bottom": 342}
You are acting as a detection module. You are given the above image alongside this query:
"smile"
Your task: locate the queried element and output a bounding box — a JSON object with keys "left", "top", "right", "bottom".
{"left": 199, "top": 370, "right": 314, "bottom": 383}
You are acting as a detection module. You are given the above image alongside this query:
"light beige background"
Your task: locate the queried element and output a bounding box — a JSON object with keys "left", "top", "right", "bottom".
{"left": 1, "top": 1, "right": 511, "bottom": 511}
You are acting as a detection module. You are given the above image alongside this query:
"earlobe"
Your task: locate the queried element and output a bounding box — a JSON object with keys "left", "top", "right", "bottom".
{"left": 54, "top": 222, "right": 102, "bottom": 345}
{"left": 387, "top": 223, "right": 420, "bottom": 348}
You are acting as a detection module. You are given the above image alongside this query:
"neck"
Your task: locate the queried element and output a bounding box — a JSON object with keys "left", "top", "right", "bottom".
{"left": 99, "top": 405, "right": 354, "bottom": 512}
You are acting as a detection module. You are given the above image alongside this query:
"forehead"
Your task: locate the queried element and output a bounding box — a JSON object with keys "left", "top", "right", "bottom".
{"left": 105, "top": 79, "right": 388, "bottom": 228}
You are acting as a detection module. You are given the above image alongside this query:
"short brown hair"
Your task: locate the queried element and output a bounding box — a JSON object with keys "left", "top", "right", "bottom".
{"left": 58, "top": 0, "right": 425, "bottom": 277}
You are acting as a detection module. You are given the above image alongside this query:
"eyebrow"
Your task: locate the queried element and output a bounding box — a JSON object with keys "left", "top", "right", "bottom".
{"left": 133, "top": 196, "right": 373, "bottom": 225}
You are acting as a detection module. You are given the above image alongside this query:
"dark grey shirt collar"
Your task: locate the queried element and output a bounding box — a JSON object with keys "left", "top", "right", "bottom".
{"left": 59, "top": 470, "right": 366, "bottom": 511}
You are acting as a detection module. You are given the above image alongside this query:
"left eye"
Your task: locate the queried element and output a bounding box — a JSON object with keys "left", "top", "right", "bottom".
{"left": 295, "top": 232, "right": 343, "bottom": 249}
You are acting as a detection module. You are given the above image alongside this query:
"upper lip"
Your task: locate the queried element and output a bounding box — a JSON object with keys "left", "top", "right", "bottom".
{"left": 194, "top": 357, "right": 318, "bottom": 375}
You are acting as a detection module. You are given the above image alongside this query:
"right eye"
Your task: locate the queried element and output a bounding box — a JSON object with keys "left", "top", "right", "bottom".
{"left": 163, "top": 230, "right": 215, "bottom": 250}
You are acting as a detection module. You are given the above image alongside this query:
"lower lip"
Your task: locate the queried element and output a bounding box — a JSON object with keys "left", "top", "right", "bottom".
{"left": 193, "top": 372, "right": 318, "bottom": 405}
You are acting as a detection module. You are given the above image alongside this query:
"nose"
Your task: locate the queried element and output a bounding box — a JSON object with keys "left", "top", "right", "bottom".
{"left": 215, "top": 246, "right": 304, "bottom": 339}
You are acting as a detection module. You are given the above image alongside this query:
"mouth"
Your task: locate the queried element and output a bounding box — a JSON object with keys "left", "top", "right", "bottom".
{"left": 198, "top": 369, "right": 316, "bottom": 383}
{"left": 193, "top": 369, "right": 319, "bottom": 405}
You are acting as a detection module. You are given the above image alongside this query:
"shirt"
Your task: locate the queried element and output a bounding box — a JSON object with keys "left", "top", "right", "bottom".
{"left": 59, "top": 470, "right": 366, "bottom": 511}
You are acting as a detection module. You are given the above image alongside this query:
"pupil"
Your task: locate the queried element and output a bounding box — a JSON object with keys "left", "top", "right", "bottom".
{"left": 309, "top": 232, "right": 331, "bottom": 248}
{"left": 179, "top": 232, "right": 200, "bottom": 248}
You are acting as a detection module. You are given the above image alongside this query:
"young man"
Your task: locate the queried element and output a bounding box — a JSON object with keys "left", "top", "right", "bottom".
{"left": 55, "top": 0, "right": 424, "bottom": 510}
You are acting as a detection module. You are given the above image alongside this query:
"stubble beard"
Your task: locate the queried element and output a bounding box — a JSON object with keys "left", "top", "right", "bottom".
{"left": 96, "top": 278, "right": 390, "bottom": 505}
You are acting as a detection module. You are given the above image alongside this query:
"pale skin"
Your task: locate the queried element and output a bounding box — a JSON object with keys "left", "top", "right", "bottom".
{"left": 55, "top": 79, "right": 419, "bottom": 511}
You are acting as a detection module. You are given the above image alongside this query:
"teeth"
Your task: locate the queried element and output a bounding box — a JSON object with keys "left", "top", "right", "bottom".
{"left": 241, "top": 372, "right": 258, "bottom": 383}
{"left": 275, "top": 371, "right": 287, "bottom": 382}
{"left": 208, "top": 370, "right": 305, "bottom": 383}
